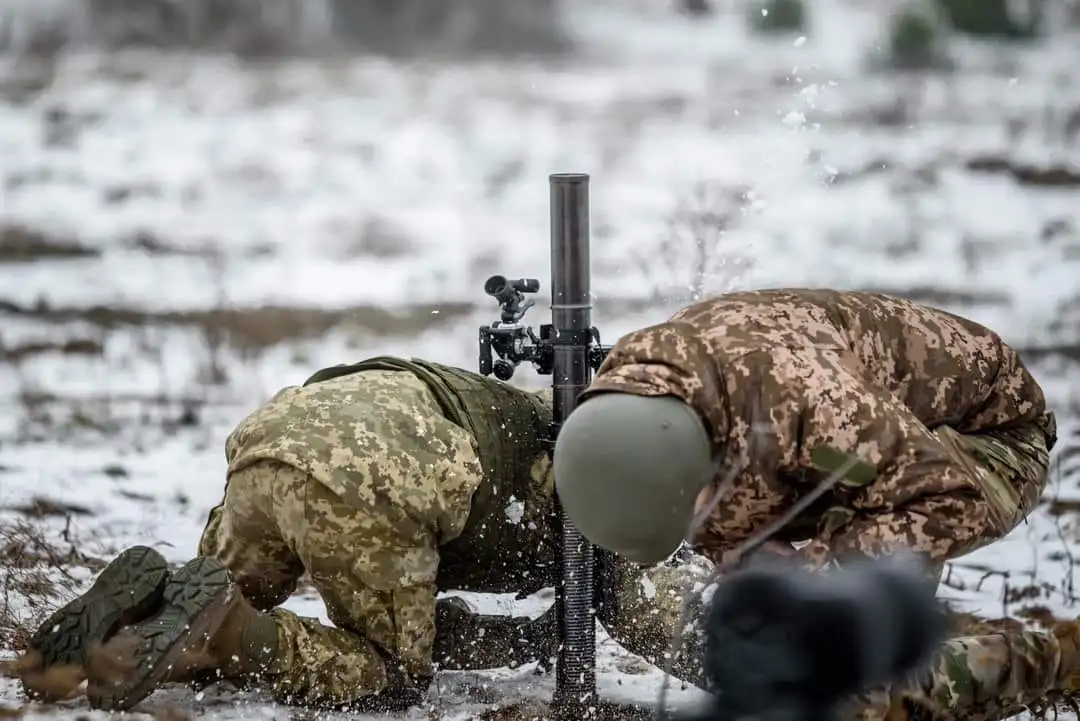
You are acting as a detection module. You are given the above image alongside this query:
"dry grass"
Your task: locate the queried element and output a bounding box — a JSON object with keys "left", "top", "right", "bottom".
{"left": 632, "top": 180, "right": 755, "bottom": 306}
{"left": 2, "top": 497, "right": 92, "bottom": 519}
{"left": 0, "top": 298, "right": 476, "bottom": 355}
{"left": 965, "top": 156, "right": 1080, "bottom": 188}
{"left": 0, "top": 518, "right": 102, "bottom": 652}
{"left": 0, "top": 518, "right": 147, "bottom": 714}
{"left": 0, "top": 515, "right": 204, "bottom": 716}
{"left": 0, "top": 339, "right": 104, "bottom": 365}
{"left": 0, "top": 225, "right": 99, "bottom": 264}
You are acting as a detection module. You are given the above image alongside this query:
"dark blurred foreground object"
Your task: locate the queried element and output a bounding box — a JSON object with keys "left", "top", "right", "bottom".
{"left": 679, "top": 555, "right": 947, "bottom": 721}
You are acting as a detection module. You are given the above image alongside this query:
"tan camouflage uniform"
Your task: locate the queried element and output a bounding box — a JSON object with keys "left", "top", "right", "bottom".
{"left": 583, "top": 288, "right": 1063, "bottom": 721}
{"left": 197, "top": 358, "right": 710, "bottom": 706}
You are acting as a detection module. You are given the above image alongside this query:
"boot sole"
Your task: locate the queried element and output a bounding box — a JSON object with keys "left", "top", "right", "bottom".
{"left": 87, "top": 556, "right": 234, "bottom": 712}
{"left": 28, "top": 545, "right": 170, "bottom": 670}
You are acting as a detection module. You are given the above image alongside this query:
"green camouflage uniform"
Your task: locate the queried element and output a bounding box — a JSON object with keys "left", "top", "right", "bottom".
{"left": 582, "top": 288, "right": 1063, "bottom": 721}
{"left": 197, "top": 357, "right": 708, "bottom": 707}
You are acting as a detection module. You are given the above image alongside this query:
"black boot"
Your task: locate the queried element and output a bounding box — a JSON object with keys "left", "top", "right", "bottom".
{"left": 86, "top": 556, "right": 278, "bottom": 712}
{"left": 23, "top": 545, "right": 170, "bottom": 698}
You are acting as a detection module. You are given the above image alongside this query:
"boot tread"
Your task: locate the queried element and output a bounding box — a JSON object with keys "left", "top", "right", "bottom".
{"left": 28, "top": 545, "right": 169, "bottom": 670}
{"left": 87, "top": 556, "right": 232, "bottom": 712}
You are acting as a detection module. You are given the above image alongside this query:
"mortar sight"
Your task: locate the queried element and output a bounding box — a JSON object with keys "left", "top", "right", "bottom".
{"left": 484, "top": 275, "right": 541, "bottom": 300}
{"left": 483, "top": 275, "right": 540, "bottom": 325}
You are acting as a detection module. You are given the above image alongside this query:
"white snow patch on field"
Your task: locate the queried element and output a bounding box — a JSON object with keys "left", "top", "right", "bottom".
{"left": 2, "top": 0, "right": 1080, "bottom": 717}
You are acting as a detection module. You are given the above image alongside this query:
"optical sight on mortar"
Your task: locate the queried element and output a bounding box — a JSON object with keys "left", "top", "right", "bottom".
{"left": 478, "top": 275, "right": 611, "bottom": 382}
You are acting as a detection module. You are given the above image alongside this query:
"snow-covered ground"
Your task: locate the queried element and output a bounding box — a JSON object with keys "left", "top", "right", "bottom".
{"left": 2, "top": 0, "right": 1080, "bottom": 718}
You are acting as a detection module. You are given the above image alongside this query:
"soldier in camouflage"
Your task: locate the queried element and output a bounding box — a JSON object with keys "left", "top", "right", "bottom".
{"left": 23, "top": 355, "right": 711, "bottom": 711}
{"left": 552, "top": 288, "right": 1075, "bottom": 721}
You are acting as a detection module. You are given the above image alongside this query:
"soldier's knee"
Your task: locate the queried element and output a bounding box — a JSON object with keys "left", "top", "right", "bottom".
{"left": 197, "top": 506, "right": 225, "bottom": 557}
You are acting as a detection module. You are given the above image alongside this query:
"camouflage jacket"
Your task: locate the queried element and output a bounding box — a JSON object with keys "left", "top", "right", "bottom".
{"left": 224, "top": 364, "right": 558, "bottom": 593}
{"left": 581, "top": 289, "right": 1051, "bottom": 568}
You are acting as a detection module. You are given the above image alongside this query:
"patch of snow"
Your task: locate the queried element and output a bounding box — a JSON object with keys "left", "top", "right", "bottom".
{"left": 503, "top": 496, "right": 525, "bottom": 525}
{"left": 2, "top": 0, "right": 1080, "bottom": 718}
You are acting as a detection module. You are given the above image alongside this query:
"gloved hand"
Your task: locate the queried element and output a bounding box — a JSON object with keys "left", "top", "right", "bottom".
{"left": 679, "top": 554, "right": 947, "bottom": 721}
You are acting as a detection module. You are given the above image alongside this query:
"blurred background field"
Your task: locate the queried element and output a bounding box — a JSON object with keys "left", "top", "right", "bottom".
{"left": 1, "top": 0, "right": 1080, "bottom": 717}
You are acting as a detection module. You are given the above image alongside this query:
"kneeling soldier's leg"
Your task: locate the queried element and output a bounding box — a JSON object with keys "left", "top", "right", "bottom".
{"left": 274, "top": 478, "right": 438, "bottom": 709}
{"left": 197, "top": 461, "right": 306, "bottom": 611}
{"left": 86, "top": 461, "right": 426, "bottom": 712}
{"left": 841, "top": 619, "right": 1080, "bottom": 721}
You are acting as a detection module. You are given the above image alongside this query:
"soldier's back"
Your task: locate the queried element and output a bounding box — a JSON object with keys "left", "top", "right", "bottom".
{"left": 671, "top": 288, "right": 1045, "bottom": 430}
{"left": 224, "top": 369, "right": 485, "bottom": 539}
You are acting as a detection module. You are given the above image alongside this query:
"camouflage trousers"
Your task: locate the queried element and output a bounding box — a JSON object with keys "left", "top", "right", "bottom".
{"left": 197, "top": 459, "right": 711, "bottom": 706}
{"left": 637, "top": 414, "right": 1061, "bottom": 721}
{"left": 835, "top": 413, "right": 1059, "bottom": 721}
{"left": 619, "top": 560, "right": 1077, "bottom": 721}
{"left": 199, "top": 459, "right": 440, "bottom": 706}
{"left": 838, "top": 629, "right": 1072, "bottom": 721}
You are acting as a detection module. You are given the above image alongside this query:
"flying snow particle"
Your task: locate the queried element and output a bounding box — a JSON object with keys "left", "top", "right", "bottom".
{"left": 782, "top": 111, "right": 807, "bottom": 128}
{"left": 798, "top": 84, "right": 820, "bottom": 105}
{"left": 505, "top": 497, "right": 525, "bottom": 524}
{"left": 639, "top": 575, "right": 657, "bottom": 600}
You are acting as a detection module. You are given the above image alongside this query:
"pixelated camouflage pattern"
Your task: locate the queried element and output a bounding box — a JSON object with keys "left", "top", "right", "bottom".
{"left": 224, "top": 368, "right": 481, "bottom": 558}
{"left": 199, "top": 445, "right": 1076, "bottom": 718}
{"left": 196, "top": 345, "right": 1068, "bottom": 715}
{"left": 200, "top": 458, "right": 436, "bottom": 705}
{"left": 591, "top": 555, "right": 1080, "bottom": 721}
{"left": 303, "top": 356, "right": 558, "bottom": 593}
{"left": 200, "top": 366, "right": 553, "bottom": 704}
{"left": 582, "top": 289, "right": 1056, "bottom": 570}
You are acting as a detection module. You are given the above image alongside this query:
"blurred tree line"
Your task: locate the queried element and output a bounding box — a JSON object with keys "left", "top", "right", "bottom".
{"left": 0, "top": 0, "right": 569, "bottom": 58}
{"left": 3, "top": 0, "right": 1077, "bottom": 62}
{"left": 713, "top": 0, "right": 1077, "bottom": 70}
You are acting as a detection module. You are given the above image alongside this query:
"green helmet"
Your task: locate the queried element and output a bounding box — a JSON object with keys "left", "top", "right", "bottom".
{"left": 553, "top": 393, "right": 716, "bottom": 564}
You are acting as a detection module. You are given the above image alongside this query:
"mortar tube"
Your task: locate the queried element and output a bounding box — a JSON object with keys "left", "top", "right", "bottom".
{"left": 548, "top": 172, "right": 597, "bottom": 710}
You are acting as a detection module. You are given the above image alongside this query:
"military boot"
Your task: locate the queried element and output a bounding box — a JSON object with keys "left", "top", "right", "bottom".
{"left": 86, "top": 556, "right": 278, "bottom": 712}
{"left": 23, "top": 545, "right": 169, "bottom": 698}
